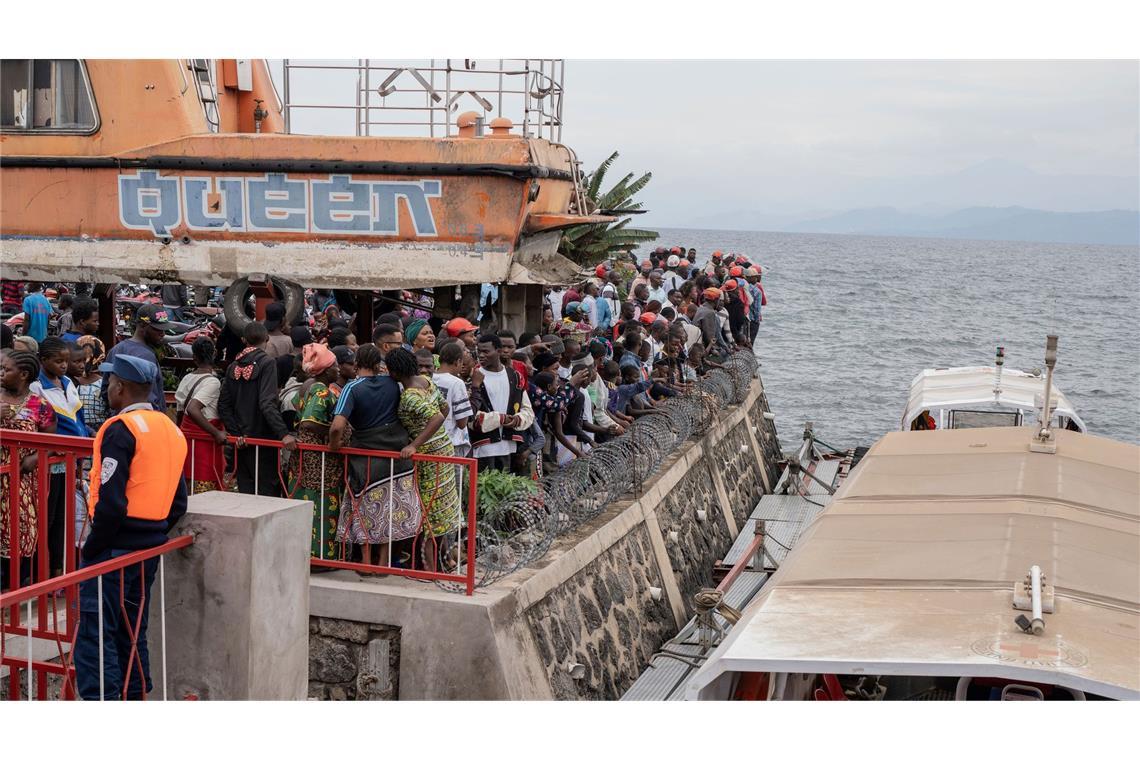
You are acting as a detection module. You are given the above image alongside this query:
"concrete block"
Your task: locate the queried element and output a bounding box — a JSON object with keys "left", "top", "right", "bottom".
{"left": 149, "top": 491, "right": 311, "bottom": 700}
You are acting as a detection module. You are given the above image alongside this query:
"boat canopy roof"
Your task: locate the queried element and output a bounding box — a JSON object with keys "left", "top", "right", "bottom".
{"left": 686, "top": 426, "right": 1140, "bottom": 700}
{"left": 902, "top": 366, "right": 1086, "bottom": 432}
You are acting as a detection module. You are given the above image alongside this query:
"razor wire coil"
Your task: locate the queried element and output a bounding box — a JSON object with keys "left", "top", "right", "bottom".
{"left": 440, "top": 350, "right": 760, "bottom": 591}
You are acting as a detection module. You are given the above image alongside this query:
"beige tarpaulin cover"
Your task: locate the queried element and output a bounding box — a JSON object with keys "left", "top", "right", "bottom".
{"left": 687, "top": 427, "right": 1140, "bottom": 699}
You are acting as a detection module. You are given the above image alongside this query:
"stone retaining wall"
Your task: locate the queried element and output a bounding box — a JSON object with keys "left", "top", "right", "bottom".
{"left": 309, "top": 375, "right": 782, "bottom": 699}
{"left": 526, "top": 525, "right": 676, "bottom": 700}
{"left": 655, "top": 456, "right": 736, "bottom": 618}
{"left": 308, "top": 617, "right": 401, "bottom": 700}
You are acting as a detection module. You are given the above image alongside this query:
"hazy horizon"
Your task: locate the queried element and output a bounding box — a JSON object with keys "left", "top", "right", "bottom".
{"left": 273, "top": 60, "right": 1140, "bottom": 228}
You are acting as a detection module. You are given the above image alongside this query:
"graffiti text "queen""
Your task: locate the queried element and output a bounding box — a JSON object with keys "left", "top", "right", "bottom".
{"left": 118, "top": 170, "right": 442, "bottom": 238}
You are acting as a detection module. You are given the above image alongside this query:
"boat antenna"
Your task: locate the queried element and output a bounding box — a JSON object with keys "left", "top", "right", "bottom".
{"left": 993, "top": 346, "right": 1005, "bottom": 400}
{"left": 1030, "top": 335, "right": 1059, "bottom": 454}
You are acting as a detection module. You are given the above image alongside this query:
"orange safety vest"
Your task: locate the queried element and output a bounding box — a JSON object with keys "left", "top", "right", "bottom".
{"left": 88, "top": 409, "right": 188, "bottom": 521}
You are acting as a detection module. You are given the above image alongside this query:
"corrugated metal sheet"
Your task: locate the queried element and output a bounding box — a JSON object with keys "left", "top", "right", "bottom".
{"left": 622, "top": 461, "right": 839, "bottom": 701}
{"left": 621, "top": 644, "right": 707, "bottom": 701}
{"left": 721, "top": 493, "right": 829, "bottom": 569}
{"left": 622, "top": 570, "right": 770, "bottom": 700}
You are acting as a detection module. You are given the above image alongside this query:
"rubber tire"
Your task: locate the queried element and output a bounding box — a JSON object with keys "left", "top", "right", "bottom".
{"left": 222, "top": 276, "right": 305, "bottom": 335}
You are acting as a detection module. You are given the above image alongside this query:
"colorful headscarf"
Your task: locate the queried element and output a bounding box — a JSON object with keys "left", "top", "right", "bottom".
{"left": 301, "top": 342, "right": 336, "bottom": 376}
{"left": 75, "top": 335, "right": 106, "bottom": 368}
{"left": 404, "top": 318, "right": 429, "bottom": 345}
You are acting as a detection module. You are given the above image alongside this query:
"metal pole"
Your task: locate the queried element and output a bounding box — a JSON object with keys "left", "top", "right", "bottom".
{"left": 282, "top": 60, "right": 291, "bottom": 134}
{"left": 429, "top": 59, "right": 436, "bottom": 137}
{"left": 355, "top": 59, "right": 362, "bottom": 137}
{"left": 160, "top": 555, "right": 167, "bottom": 700}
{"left": 97, "top": 573, "right": 104, "bottom": 701}
{"left": 26, "top": 599, "right": 32, "bottom": 700}
{"left": 319, "top": 452, "right": 326, "bottom": 558}
{"left": 466, "top": 461, "right": 477, "bottom": 595}
{"left": 1029, "top": 565, "right": 1045, "bottom": 635}
{"left": 523, "top": 60, "right": 531, "bottom": 137}
{"left": 364, "top": 60, "right": 371, "bottom": 138}
{"left": 387, "top": 456, "right": 394, "bottom": 569}
{"left": 1039, "top": 335, "right": 1058, "bottom": 437}
{"left": 254, "top": 444, "right": 259, "bottom": 495}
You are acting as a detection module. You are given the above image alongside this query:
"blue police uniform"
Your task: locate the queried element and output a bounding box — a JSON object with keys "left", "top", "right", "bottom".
{"left": 75, "top": 355, "right": 188, "bottom": 700}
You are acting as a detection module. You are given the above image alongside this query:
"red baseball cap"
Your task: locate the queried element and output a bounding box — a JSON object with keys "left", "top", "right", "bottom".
{"left": 445, "top": 317, "right": 477, "bottom": 337}
{"left": 595, "top": 264, "right": 607, "bottom": 277}
{"left": 639, "top": 312, "right": 658, "bottom": 325}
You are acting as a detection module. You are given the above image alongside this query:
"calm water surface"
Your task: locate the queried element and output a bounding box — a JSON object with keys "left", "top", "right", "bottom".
{"left": 655, "top": 229, "right": 1140, "bottom": 451}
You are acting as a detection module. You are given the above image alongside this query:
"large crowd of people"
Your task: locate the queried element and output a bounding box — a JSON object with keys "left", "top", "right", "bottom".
{"left": 1, "top": 246, "right": 766, "bottom": 578}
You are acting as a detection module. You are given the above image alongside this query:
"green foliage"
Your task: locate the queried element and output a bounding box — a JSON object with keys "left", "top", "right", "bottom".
{"left": 476, "top": 469, "right": 538, "bottom": 525}
{"left": 558, "top": 151, "right": 659, "bottom": 267}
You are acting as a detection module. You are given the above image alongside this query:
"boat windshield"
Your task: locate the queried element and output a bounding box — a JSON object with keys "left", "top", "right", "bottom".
{"left": 948, "top": 409, "right": 1020, "bottom": 429}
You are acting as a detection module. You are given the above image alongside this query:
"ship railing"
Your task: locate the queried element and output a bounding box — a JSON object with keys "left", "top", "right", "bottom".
{"left": 197, "top": 435, "right": 478, "bottom": 595}
{"left": 278, "top": 59, "right": 564, "bottom": 141}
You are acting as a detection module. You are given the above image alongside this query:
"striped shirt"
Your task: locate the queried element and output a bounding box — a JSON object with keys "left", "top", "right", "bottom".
{"left": 333, "top": 374, "right": 400, "bottom": 430}
{"left": 432, "top": 372, "right": 472, "bottom": 449}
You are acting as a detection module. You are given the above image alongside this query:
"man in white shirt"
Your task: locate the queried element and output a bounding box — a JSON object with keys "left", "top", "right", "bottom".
{"left": 662, "top": 254, "right": 685, "bottom": 293}
{"left": 431, "top": 340, "right": 473, "bottom": 456}
{"left": 580, "top": 284, "right": 599, "bottom": 328}
{"left": 646, "top": 270, "right": 669, "bottom": 305}
{"left": 599, "top": 271, "right": 622, "bottom": 325}
{"left": 469, "top": 333, "right": 535, "bottom": 472}
{"left": 545, "top": 286, "right": 564, "bottom": 321}
{"left": 676, "top": 306, "right": 703, "bottom": 351}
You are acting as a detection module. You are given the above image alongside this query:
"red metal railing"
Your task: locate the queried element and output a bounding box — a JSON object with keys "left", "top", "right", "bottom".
{"left": 2, "top": 430, "right": 94, "bottom": 593}
{"left": 5, "top": 425, "right": 480, "bottom": 596}
{"left": 204, "top": 435, "right": 479, "bottom": 595}
{"left": 0, "top": 536, "right": 192, "bottom": 700}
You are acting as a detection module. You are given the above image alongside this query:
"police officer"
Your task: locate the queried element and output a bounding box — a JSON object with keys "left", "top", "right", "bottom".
{"left": 75, "top": 354, "right": 188, "bottom": 700}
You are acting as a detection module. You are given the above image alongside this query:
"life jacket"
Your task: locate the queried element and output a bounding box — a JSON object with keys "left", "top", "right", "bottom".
{"left": 88, "top": 409, "right": 188, "bottom": 521}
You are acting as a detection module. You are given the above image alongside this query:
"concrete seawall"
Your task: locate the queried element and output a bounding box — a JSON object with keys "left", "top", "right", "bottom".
{"left": 310, "top": 374, "right": 782, "bottom": 699}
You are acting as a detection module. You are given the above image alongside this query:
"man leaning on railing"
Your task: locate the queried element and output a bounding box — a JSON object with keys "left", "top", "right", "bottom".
{"left": 75, "top": 354, "right": 189, "bottom": 700}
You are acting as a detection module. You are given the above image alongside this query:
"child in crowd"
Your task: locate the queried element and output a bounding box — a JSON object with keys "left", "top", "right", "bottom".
{"left": 30, "top": 337, "right": 89, "bottom": 576}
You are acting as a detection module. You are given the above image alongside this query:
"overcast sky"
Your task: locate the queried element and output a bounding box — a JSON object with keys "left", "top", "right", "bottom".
{"left": 274, "top": 60, "right": 1139, "bottom": 226}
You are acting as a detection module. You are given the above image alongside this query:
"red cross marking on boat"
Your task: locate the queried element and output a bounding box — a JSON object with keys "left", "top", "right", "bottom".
{"left": 999, "top": 641, "right": 1058, "bottom": 660}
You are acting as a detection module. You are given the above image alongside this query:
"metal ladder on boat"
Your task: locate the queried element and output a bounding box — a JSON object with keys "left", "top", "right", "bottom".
{"left": 189, "top": 59, "right": 220, "bottom": 132}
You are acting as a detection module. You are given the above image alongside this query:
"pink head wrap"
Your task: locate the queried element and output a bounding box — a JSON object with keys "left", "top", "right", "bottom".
{"left": 302, "top": 342, "right": 336, "bottom": 376}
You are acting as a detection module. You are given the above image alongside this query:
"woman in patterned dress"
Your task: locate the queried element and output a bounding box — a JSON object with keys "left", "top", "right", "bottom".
{"left": 384, "top": 348, "right": 460, "bottom": 568}
{"left": 287, "top": 344, "right": 345, "bottom": 561}
{"left": 1, "top": 350, "right": 56, "bottom": 589}
{"left": 74, "top": 336, "right": 108, "bottom": 431}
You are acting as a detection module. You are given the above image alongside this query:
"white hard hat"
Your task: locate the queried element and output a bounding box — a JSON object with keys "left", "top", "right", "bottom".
{"left": 666, "top": 254, "right": 680, "bottom": 267}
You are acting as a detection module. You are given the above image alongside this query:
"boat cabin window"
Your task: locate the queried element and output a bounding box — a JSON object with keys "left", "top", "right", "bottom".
{"left": 948, "top": 409, "right": 1021, "bottom": 430}
{"left": 1, "top": 60, "right": 97, "bottom": 132}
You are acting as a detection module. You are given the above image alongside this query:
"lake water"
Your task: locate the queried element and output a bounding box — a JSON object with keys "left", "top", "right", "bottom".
{"left": 654, "top": 228, "right": 1140, "bottom": 451}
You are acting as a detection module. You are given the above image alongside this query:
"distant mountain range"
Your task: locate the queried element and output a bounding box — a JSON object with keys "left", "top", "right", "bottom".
{"left": 690, "top": 205, "right": 1139, "bottom": 246}
{"left": 683, "top": 159, "right": 1139, "bottom": 245}
{"left": 784, "top": 206, "right": 1139, "bottom": 246}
